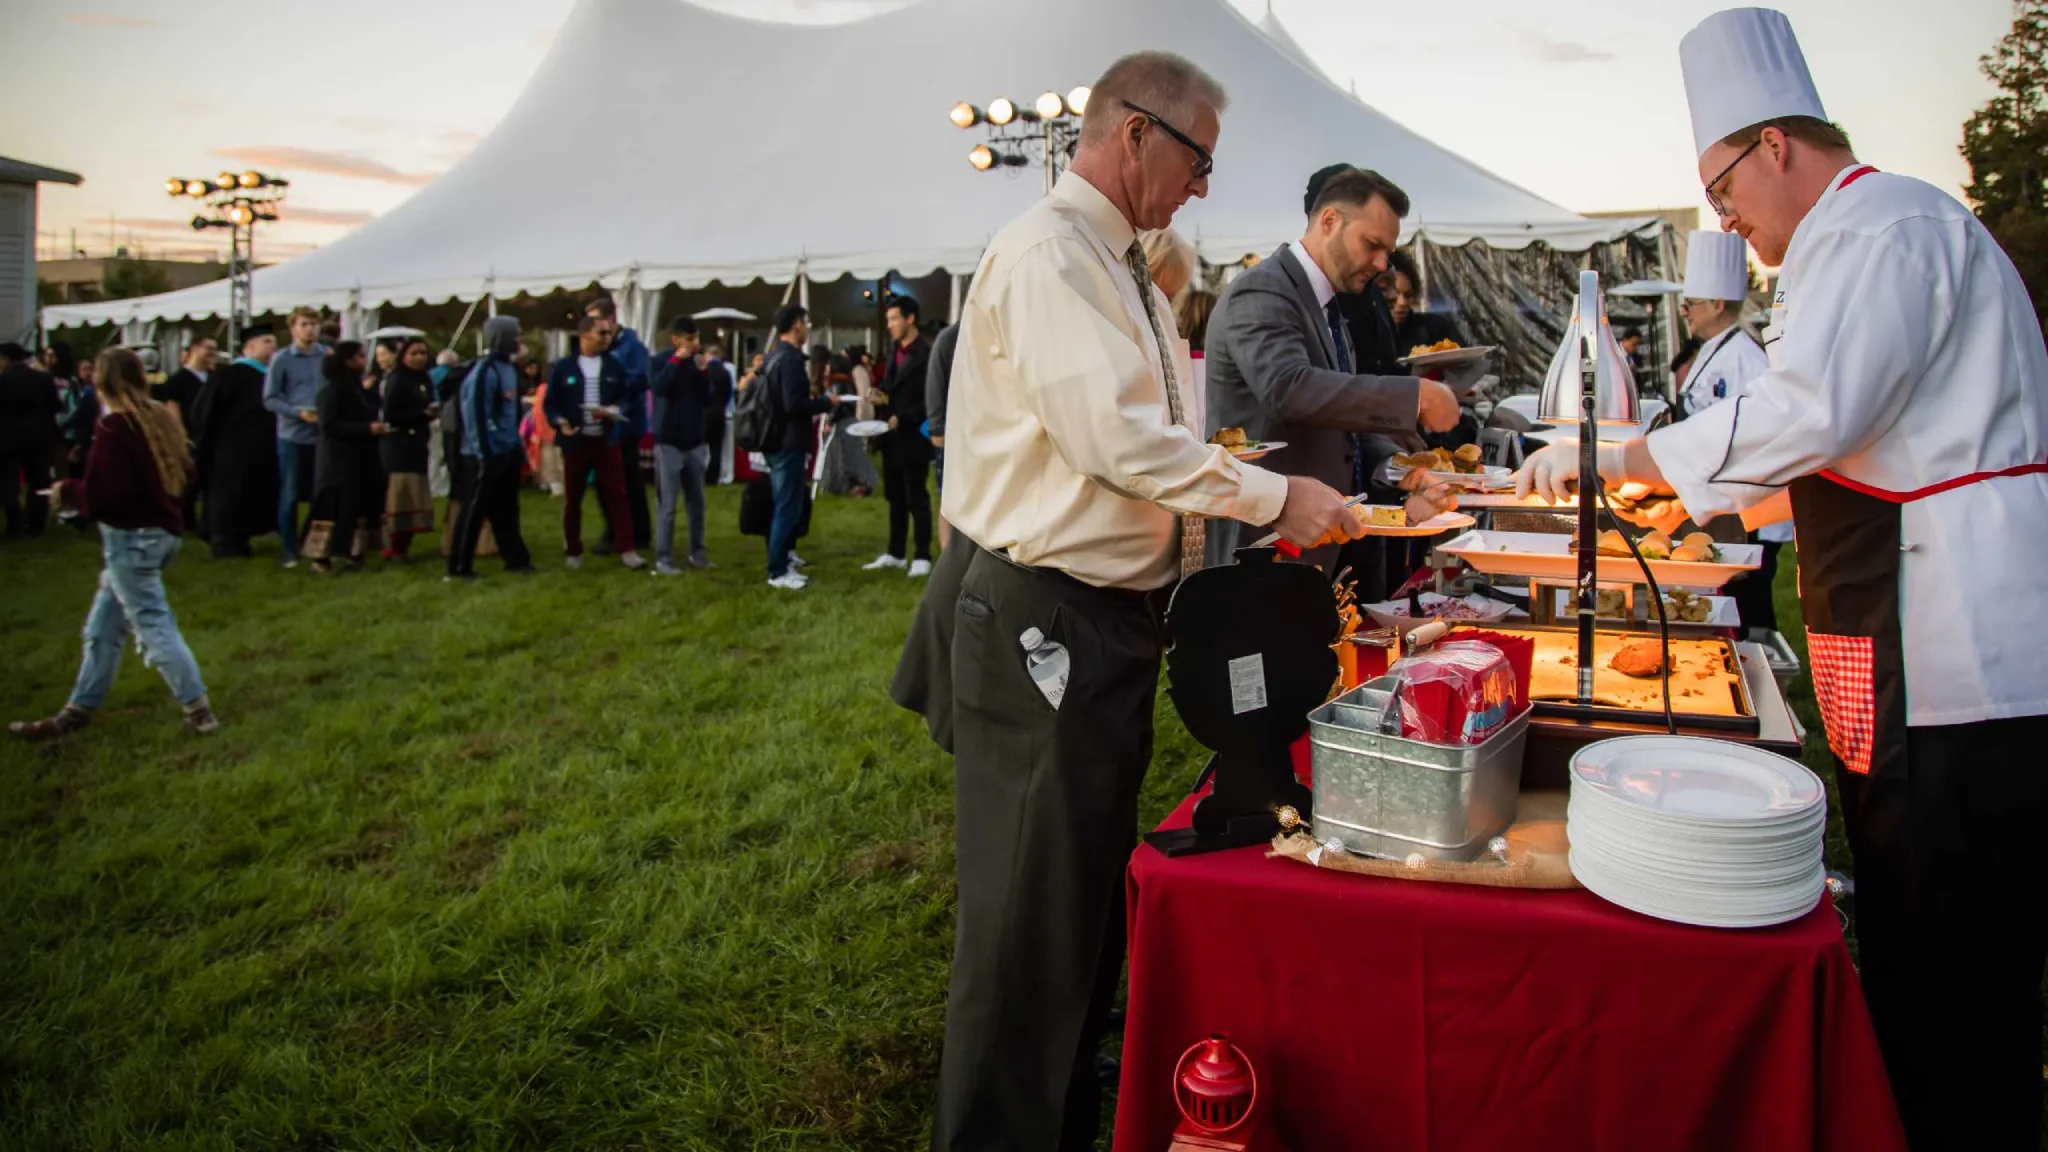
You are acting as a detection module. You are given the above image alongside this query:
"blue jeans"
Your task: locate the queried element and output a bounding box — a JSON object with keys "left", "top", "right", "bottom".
{"left": 654, "top": 443, "right": 710, "bottom": 565}
{"left": 765, "top": 448, "right": 808, "bottom": 578}
{"left": 70, "top": 526, "right": 207, "bottom": 709}
{"left": 276, "top": 439, "right": 315, "bottom": 556}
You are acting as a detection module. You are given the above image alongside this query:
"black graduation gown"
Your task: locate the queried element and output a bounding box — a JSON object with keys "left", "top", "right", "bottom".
{"left": 379, "top": 367, "right": 433, "bottom": 475}
{"left": 190, "top": 361, "right": 278, "bottom": 546}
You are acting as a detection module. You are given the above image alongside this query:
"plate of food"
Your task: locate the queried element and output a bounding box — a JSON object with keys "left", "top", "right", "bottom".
{"left": 1387, "top": 446, "right": 1513, "bottom": 490}
{"left": 1435, "top": 529, "right": 1762, "bottom": 590}
{"left": 1346, "top": 505, "right": 1475, "bottom": 537}
{"left": 1550, "top": 587, "right": 1740, "bottom": 627}
{"left": 1362, "top": 591, "right": 1519, "bottom": 635}
{"left": 1210, "top": 426, "right": 1286, "bottom": 461}
{"left": 1398, "top": 341, "right": 1498, "bottom": 370}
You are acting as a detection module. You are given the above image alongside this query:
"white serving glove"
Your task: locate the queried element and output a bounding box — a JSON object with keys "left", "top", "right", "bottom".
{"left": 1513, "top": 439, "right": 1631, "bottom": 504}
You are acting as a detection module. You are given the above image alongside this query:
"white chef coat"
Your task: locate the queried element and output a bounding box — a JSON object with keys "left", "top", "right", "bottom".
{"left": 1647, "top": 164, "right": 2048, "bottom": 726}
{"left": 1681, "top": 326, "right": 1793, "bottom": 542}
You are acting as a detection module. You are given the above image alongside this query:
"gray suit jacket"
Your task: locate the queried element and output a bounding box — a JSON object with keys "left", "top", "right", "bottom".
{"left": 1203, "top": 244, "right": 1422, "bottom": 569}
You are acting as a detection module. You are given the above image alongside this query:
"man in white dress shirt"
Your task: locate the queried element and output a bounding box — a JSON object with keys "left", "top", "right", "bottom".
{"left": 927, "top": 50, "right": 1363, "bottom": 1151}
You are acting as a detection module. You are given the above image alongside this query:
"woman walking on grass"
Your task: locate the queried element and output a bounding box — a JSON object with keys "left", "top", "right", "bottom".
{"left": 379, "top": 337, "right": 436, "bottom": 561}
{"left": 9, "top": 348, "right": 217, "bottom": 742}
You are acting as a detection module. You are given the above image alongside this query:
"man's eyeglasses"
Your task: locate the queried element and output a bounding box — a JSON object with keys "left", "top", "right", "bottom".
{"left": 1122, "top": 100, "right": 1213, "bottom": 180}
{"left": 1704, "top": 137, "right": 1762, "bottom": 217}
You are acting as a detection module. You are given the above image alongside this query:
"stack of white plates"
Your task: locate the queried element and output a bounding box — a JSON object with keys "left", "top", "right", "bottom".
{"left": 1567, "top": 736, "right": 1828, "bottom": 929}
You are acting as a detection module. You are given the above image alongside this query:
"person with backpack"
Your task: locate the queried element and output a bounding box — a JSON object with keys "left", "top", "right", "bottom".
{"left": 739, "top": 304, "right": 845, "bottom": 589}
{"left": 445, "top": 317, "right": 535, "bottom": 581}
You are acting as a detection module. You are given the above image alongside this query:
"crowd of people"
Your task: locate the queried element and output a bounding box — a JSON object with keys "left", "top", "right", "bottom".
{"left": 0, "top": 287, "right": 981, "bottom": 735}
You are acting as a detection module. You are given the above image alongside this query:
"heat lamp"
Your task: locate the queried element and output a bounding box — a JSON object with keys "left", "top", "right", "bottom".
{"left": 1535, "top": 270, "right": 1640, "bottom": 706}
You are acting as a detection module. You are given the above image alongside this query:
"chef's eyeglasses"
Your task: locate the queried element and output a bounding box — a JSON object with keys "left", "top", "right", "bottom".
{"left": 1123, "top": 100, "right": 1214, "bottom": 180}
{"left": 1704, "top": 137, "right": 1762, "bottom": 217}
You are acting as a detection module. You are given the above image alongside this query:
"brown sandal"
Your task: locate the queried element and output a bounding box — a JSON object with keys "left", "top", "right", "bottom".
{"left": 8, "top": 706, "right": 92, "bottom": 742}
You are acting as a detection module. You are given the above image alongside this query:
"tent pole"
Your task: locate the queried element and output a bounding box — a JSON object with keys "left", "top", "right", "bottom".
{"left": 1656, "top": 223, "right": 1682, "bottom": 405}
{"left": 949, "top": 273, "right": 963, "bottom": 324}
{"left": 1413, "top": 235, "right": 1430, "bottom": 307}
{"left": 448, "top": 289, "right": 485, "bottom": 351}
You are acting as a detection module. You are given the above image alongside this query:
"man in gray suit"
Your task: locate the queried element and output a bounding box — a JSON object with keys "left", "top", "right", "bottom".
{"left": 1203, "top": 167, "right": 1460, "bottom": 572}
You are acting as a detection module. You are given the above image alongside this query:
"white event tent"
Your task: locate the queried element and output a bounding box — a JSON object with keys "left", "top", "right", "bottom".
{"left": 43, "top": 0, "right": 1659, "bottom": 333}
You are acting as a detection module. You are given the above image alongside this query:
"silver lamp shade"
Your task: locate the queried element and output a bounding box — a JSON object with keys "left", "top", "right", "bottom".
{"left": 1536, "top": 270, "right": 1643, "bottom": 426}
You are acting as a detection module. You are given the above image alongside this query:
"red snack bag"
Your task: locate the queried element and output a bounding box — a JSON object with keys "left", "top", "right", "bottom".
{"left": 1390, "top": 641, "right": 1519, "bottom": 745}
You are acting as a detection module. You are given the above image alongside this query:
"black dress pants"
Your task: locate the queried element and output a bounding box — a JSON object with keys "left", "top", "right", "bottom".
{"left": 704, "top": 417, "right": 727, "bottom": 484}
{"left": 882, "top": 432, "right": 933, "bottom": 561}
{"left": 934, "top": 550, "right": 1165, "bottom": 1152}
{"left": 1834, "top": 713, "right": 2048, "bottom": 1152}
{"left": 0, "top": 443, "right": 53, "bottom": 537}
{"left": 1728, "top": 538, "right": 1783, "bottom": 633}
{"left": 448, "top": 452, "right": 532, "bottom": 575}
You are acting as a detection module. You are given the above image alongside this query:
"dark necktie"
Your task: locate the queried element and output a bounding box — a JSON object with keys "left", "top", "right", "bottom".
{"left": 1327, "top": 298, "right": 1367, "bottom": 494}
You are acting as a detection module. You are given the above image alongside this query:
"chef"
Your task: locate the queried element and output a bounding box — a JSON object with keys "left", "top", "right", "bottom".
{"left": 1675, "top": 228, "right": 1791, "bottom": 637}
{"left": 1675, "top": 229, "right": 1769, "bottom": 417}
{"left": 1516, "top": 9, "right": 2048, "bottom": 1148}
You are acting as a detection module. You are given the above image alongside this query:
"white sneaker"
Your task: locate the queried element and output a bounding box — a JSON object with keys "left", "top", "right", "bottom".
{"left": 565, "top": 554, "right": 584, "bottom": 570}
{"left": 653, "top": 561, "right": 682, "bottom": 576}
{"left": 908, "top": 559, "right": 932, "bottom": 578}
{"left": 621, "top": 551, "right": 647, "bottom": 570}
{"left": 767, "top": 572, "right": 808, "bottom": 590}
{"left": 789, "top": 552, "right": 810, "bottom": 569}
{"left": 864, "top": 554, "right": 908, "bottom": 571}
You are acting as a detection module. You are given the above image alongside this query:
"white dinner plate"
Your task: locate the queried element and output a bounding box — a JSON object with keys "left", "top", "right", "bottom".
{"left": 1398, "top": 345, "right": 1498, "bottom": 370}
{"left": 1225, "top": 440, "right": 1287, "bottom": 461}
{"left": 845, "top": 420, "right": 891, "bottom": 438}
{"left": 1347, "top": 509, "right": 1476, "bottom": 538}
{"left": 1570, "top": 736, "right": 1823, "bottom": 822}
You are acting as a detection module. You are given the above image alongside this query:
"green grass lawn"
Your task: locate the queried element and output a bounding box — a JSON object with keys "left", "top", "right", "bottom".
{"left": 0, "top": 487, "right": 1221, "bottom": 1150}
{"left": 2, "top": 492, "right": 2033, "bottom": 1148}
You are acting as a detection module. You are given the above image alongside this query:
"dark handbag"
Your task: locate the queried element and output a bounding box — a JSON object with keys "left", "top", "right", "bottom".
{"left": 738, "top": 474, "right": 813, "bottom": 539}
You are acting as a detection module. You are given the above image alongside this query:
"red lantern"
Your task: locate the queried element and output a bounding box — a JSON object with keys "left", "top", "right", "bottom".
{"left": 1168, "top": 1033, "right": 1289, "bottom": 1151}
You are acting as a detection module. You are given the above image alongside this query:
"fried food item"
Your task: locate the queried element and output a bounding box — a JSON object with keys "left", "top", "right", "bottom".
{"left": 1638, "top": 531, "right": 1672, "bottom": 560}
{"left": 1610, "top": 639, "right": 1669, "bottom": 679}
{"left": 1663, "top": 588, "right": 1713, "bottom": 623}
{"left": 1365, "top": 505, "right": 1407, "bottom": 528}
{"left": 1451, "top": 443, "right": 1484, "bottom": 474}
{"left": 1211, "top": 426, "right": 1247, "bottom": 449}
{"left": 1409, "top": 338, "right": 1461, "bottom": 357}
{"left": 1595, "top": 588, "right": 1629, "bottom": 617}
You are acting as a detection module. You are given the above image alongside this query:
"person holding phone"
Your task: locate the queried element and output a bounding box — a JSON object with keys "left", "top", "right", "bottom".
{"left": 542, "top": 313, "right": 646, "bottom": 570}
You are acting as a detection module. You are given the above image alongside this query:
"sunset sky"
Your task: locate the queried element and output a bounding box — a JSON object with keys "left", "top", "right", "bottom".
{"left": 5, "top": 0, "right": 2018, "bottom": 265}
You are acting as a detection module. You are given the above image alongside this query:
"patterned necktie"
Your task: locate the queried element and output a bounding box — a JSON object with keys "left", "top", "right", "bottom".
{"left": 1125, "top": 241, "right": 1206, "bottom": 578}
{"left": 1326, "top": 298, "right": 1367, "bottom": 494}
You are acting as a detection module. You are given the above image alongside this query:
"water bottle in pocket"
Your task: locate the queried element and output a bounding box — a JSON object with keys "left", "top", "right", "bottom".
{"left": 1020, "top": 626, "right": 1069, "bottom": 710}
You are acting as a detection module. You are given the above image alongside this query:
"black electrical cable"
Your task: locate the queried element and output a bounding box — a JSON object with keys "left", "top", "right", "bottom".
{"left": 1591, "top": 482, "right": 1679, "bottom": 735}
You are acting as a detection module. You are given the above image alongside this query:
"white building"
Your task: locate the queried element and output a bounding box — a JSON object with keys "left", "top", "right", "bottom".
{"left": 0, "top": 156, "right": 83, "bottom": 345}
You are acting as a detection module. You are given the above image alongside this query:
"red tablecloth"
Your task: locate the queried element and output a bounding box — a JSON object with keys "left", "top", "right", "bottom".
{"left": 1115, "top": 791, "right": 1907, "bottom": 1152}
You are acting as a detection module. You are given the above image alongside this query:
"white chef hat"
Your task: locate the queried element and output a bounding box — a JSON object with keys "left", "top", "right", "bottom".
{"left": 1683, "top": 231, "right": 1750, "bottom": 301}
{"left": 1680, "top": 8, "right": 1827, "bottom": 157}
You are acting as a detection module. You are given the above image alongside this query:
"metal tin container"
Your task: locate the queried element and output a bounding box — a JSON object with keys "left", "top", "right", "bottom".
{"left": 1307, "top": 677, "right": 1531, "bottom": 862}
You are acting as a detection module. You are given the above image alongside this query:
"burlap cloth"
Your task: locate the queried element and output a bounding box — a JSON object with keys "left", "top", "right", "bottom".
{"left": 1270, "top": 790, "right": 1581, "bottom": 889}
